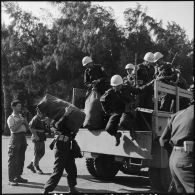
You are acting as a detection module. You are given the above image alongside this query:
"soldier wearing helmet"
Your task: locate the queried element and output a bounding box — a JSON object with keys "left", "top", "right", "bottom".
{"left": 137, "top": 52, "right": 155, "bottom": 86}
{"left": 153, "top": 52, "right": 176, "bottom": 83}
{"left": 136, "top": 52, "right": 155, "bottom": 109}
{"left": 100, "top": 75, "right": 154, "bottom": 146}
{"left": 123, "top": 63, "right": 136, "bottom": 86}
{"left": 82, "top": 56, "right": 109, "bottom": 96}
{"left": 153, "top": 52, "right": 182, "bottom": 112}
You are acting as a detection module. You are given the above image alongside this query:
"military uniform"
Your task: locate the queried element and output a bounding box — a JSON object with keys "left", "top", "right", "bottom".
{"left": 43, "top": 116, "right": 79, "bottom": 193}
{"left": 159, "top": 103, "right": 194, "bottom": 193}
{"left": 136, "top": 63, "right": 155, "bottom": 109}
{"left": 155, "top": 62, "right": 178, "bottom": 112}
{"left": 84, "top": 64, "right": 109, "bottom": 95}
{"left": 100, "top": 82, "right": 153, "bottom": 140}
{"left": 123, "top": 74, "right": 135, "bottom": 86}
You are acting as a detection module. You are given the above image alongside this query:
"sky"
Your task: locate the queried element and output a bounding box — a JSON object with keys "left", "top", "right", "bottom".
{"left": 1, "top": 1, "right": 194, "bottom": 40}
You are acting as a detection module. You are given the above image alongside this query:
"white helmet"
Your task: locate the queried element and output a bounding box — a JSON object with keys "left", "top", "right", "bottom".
{"left": 82, "top": 56, "right": 93, "bottom": 66}
{"left": 125, "top": 63, "right": 135, "bottom": 70}
{"left": 110, "top": 75, "right": 123, "bottom": 86}
{"left": 143, "top": 52, "right": 154, "bottom": 63}
{"left": 154, "top": 52, "right": 164, "bottom": 62}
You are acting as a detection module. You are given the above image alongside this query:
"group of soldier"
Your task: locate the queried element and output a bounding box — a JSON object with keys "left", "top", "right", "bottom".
{"left": 82, "top": 52, "right": 192, "bottom": 146}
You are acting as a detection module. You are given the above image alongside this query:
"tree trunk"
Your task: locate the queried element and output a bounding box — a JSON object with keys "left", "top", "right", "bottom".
{"left": 1, "top": 53, "right": 12, "bottom": 135}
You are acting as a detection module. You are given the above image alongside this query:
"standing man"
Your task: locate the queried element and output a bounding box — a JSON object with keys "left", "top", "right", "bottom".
{"left": 42, "top": 106, "right": 79, "bottom": 193}
{"left": 7, "top": 100, "right": 29, "bottom": 186}
{"left": 136, "top": 52, "right": 155, "bottom": 109}
{"left": 82, "top": 56, "right": 109, "bottom": 96}
{"left": 159, "top": 101, "right": 194, "bottom": 193}
{"left": 27, "top": 108, "right": 48, "bottom": 174}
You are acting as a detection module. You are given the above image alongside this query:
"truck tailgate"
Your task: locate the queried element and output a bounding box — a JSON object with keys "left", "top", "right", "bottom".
{"left": 76, "top": 129, "right": 152, "bottom": 159}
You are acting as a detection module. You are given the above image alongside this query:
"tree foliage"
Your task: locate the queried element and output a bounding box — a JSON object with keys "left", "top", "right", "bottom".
{"left": 1, "top": 2, "right": 193, "bottom": 134}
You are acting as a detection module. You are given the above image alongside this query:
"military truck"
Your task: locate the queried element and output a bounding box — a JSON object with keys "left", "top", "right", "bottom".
{"left": 72, "top": 80, "right": 193, "bottom": 191}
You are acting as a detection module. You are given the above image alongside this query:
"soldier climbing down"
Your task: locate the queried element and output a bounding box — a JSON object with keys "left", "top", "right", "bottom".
{"left": 100, "top": 75, "right": 154, "bottom": 146}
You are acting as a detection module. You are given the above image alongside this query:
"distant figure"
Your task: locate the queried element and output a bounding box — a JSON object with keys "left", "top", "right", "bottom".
{"left": 7, "top": 100, "right": 29, "bottom": 186}
{"left": 123, "top": 63, "right": 135, "bottom": 86}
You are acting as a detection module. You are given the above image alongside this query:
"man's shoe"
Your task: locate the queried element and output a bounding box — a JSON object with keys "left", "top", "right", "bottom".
{"left": 14, "top": 176, "right": 28, "bottom": 183}
{"left": 27, "top": 163, "right": 36, "bottom": 173}
{"left": 35, "top": 165, "right": 44, "bottom": 174}
{"left": 68, "top": 186, "right": 80, "bottom": 193}
{"left": 8, "top": 180, "right": 18, "bottom": 186}
{"left": 115, "top": 132, "right": 122, "bottom": 146}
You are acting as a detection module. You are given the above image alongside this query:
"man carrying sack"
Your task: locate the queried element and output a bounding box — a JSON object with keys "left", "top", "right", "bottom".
{"left": 37, "top": 94, "right": 85, "bottom": 194}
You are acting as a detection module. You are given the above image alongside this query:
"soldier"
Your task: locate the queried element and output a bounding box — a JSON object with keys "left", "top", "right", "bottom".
{"left": 136, "top": 52, "right": 155, "bottom": 109}
{"left": 123, "top": 63, "right": 135, "bottom": 86}
{"left": 153, "top": 52, "right": 178, "bottom": 112}
{"left": 42, "top": 106, "right": 79, "bottom": 194}
{"left": 27, "top": 108, "right": 49, "bottom": 174}
{"left": 159, "top": 100, "right": 194, "bottom": 193}
{"left": 82, "top": 56, "right": 109, "bottom": 96}
{"left": 7, "top": 100, "right": 29, "bottom": 186}
{"left": 100, "top": 75, "right": 154, "bottom": 146}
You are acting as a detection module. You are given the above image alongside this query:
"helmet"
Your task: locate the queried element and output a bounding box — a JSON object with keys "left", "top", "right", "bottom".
{"left": 154, "top": 52, "right": 164, "bottom": 62}
{"left": 110, "top": 75, "right": 123, "bottom": 86}
{"left": 82, "top": 56, "right": 93, "bottom": 66}
{"left": 143, "top": 52, "right": 154, "bottom": 63}
{"left": 125, "top": 63, "right": 135, "bottom": 70}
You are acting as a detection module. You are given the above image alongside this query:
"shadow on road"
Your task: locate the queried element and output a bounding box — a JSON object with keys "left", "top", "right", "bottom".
{"left": 17, "top": 182, "right": 44, "bottom": 189}
{"left": 52, "top": 185, "right": 115, "bottom": 193}
{"left": 77, "top": 174, "right": 152, "bottom": 191}
{"left": 113, "top": 175, "right": 151, "bottom": 189}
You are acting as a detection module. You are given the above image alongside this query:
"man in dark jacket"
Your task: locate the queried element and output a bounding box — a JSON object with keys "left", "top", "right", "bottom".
{"left": 100, "top": 75, "right": 154, "bottom": 146}
{"left": 159, "top": 101, "right": 194, "bottom": 193}
{"left": 136, "top": 52, "right": 155, "bottom": 109}
{"left": 42, "top": 106, "right": 79, "bottom": 193}
{"left": 82, "top": 56, "right": 109, "bottom": 96}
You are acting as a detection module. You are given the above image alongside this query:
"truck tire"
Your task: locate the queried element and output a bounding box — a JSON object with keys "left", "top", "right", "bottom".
{"left": 86, "top": 155, "right": 119, "bottom": 180}
{"left": 149, "top": 167, "right": 172, "bottom": 192}
{"left": 86, "top": 158, "right": 98, "bottom": 177}
{"left": 94, "top": 155, "right": 119, "bottom": 180}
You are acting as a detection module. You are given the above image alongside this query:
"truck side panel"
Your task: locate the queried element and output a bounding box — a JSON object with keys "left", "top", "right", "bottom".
{"left": 76, "top": 129, "right": 152, "bottom": 159}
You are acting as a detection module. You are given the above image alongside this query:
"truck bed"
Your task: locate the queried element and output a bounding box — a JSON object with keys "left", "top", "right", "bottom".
{"left": 76, "top": 129, "right": 152, "bottom": 159}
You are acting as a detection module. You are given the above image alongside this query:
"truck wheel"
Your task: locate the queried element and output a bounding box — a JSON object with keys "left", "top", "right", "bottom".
{"left": 86, "top": 158, "right": 98, "bottom": 177}
{"left": 149, "top": 167, "right": 171, "bottom": 192}
{"left": 94, "top": 155, "right": 119, "bottom": 180}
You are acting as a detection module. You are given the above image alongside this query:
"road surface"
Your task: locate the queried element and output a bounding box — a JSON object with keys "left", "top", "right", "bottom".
{"left": 2, "top": 135, "right": 159, "bottom": 194}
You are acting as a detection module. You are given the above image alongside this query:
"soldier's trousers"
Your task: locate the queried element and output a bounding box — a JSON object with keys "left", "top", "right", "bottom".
{"left": 169, "top": 149, "right": 194, "bottom": 193}
{"left": 33, "top": 141, "right": 45, "bottom": 167}
{"left": 44, "top": 140, "right": 77, "bottom": 192}
{"left": 8, "top": 132, "right": 27, "bottom": 181}
{"left": 105, "top": 112, "right": 136, "bottom": 136}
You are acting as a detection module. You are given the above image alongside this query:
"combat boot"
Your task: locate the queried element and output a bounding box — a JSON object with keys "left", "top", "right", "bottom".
{"left": 68, "top": 186, "right": 80, "bottom": 193}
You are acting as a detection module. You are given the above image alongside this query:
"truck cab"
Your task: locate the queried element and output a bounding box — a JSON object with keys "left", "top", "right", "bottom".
{"left": 72, "top": 80, "right": 193, "bottom": 192}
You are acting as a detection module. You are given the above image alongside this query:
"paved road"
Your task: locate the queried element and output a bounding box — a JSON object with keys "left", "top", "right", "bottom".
{"left": 2, "top": 135, "right": 158, "bottom": 194}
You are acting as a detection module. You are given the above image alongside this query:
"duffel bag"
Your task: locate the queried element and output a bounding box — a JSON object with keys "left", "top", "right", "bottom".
{"left": 37, "top": 94, "right": 85, "bottom": 133}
